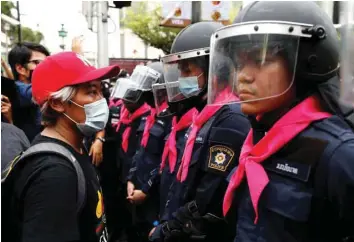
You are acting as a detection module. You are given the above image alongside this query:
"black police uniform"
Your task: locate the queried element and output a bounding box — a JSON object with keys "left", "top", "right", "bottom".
{"left": 126, "top": 110, "right": 172, "bottom": 238}
{"left": 227, "top": 115, "right": 354, "bottom": 242}
{"left": 159, "top": 125, "right": 190, "bottom": 219}
{"left": 115, "top": 107, "right": 150, "bottom": 240}
{"left": 157, "top": 104, "right": 250, "bottom": 242}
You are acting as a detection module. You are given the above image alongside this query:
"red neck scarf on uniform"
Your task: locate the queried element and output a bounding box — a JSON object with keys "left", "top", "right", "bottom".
{"left": 160, "top": 108, "right": 198, "bottom": 173}
{"left": 160, "top": 102, "right": 168, "bottom": 112}
{"left": 141, "top": 108, "right": 157, "bottom": 148}
{"left": 114, "top": 105, "right": 128, "bottom": 131}
{"left": 109, "top": 98, "right": 123, "bottom": 108}
{"left": 176, "top": 89, "right": 239, "bottom": 182}
{"left": 223, "top": 95, "right": 332, "bottom": 223}
{"left": 120, "top": 103, "right": 150, "bottom": 152}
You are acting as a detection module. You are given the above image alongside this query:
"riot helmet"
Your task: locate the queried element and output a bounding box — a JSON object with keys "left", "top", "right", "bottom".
{"left": 208, "top": 1, "right": 342, "bottom": 117}
{"left": 162, "top": 21, "right": 223, "bottom": 113}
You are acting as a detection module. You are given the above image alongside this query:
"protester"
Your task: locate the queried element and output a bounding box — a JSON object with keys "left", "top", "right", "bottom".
{"left": 7, "top": 42, "right": 50, "bottom": 141}
{"left": 2, "top": 51, "right": 120, "bottom": 242}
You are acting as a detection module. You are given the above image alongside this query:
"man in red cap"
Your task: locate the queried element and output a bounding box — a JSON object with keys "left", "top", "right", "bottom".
{"left": 3, "top": 51, "right": 120, "bottom": 242}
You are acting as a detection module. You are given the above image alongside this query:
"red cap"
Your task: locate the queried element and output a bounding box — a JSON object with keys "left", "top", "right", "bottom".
{"left": 32, "top": 51, "right": 120, "bottom": 106}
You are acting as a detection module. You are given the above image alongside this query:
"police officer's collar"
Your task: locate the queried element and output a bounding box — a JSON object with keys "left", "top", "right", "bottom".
{"left": 249, "top": 98, "right": 304, "bottom": 132}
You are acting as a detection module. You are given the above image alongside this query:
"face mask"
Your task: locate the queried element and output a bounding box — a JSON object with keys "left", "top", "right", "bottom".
{"left": 178, "top": 73, "right": 203, "bottom": 98}
{"left": 64, "top": 98, "right": 109, "bottom": 137}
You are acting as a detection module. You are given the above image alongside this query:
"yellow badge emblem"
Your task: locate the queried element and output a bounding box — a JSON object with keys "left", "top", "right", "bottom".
{"left": 208, "top": 145, "right": 234, "bottom": 172}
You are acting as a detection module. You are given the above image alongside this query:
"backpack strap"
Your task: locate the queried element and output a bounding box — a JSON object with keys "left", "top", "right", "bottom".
{"left": 3, "top": 142, "right": 86, "bottom": 214}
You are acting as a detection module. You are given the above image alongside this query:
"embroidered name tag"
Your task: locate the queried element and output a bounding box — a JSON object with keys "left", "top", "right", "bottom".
{"left": 196, "top": 136, "right": 203, "bottom": 142}
{"left": 208, "top": 145, "right": 235, "bottom": 172}
{"left": 264, "top": 160, "right": 311, "bottom": 182}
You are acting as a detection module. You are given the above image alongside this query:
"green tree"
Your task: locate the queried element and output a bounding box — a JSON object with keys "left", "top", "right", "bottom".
{"left": 123, "top": 2, "right": 182, "bottom": 54}
{"left": 1, "top": 1, "right": 44, "bottom": 45}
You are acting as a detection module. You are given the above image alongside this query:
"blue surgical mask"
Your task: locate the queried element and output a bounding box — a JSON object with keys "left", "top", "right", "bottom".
{"left": 64, "top": 98, "right": 109, "bottom": 137}
{"left": 178, "top": 73, "right": 203, "bottom": 98}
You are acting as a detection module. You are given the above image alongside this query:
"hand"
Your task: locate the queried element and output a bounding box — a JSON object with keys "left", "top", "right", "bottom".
{"left": 71, "top": 36, "right": 84, "bottom": 55}
{"left": 1, "top": 95, "right": 13, "bottom": 124}
{"left": 127, "top": 181, "right": 135, "bottom": 197}
{"left": 89, "top": 139, "right": 103, "bottom": 166}
{"left": 1, "top": 58, "right": 14, "bottom": 79}
{"left": 149, "top": 227, "right": 156, "bottom": 237}
{"left": 127, "top": 189, "right": 147, "bottom": 204}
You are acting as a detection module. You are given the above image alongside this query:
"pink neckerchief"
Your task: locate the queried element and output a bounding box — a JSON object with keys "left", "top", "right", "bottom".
{"left": 159, "top": 101, "right": 169, "bottom": 113}
{"left": 120, "top": 103, "right": 150, "bottom": 152}
{"left": 223, "top": 95, "right": 332, "bottom": 223}
{"left": 160, "top": 108, "right": 198, "bottom": 173}
{"left": 113, "top": 105, "right": 128, "bottom": 131}
{"left": 141, "top": 108, "right": 157, "bottom": 148}
{"left": 109, "top": 98, "right": 122, "bottom": 108}
{"left": 176, "top": 90, "right": 239, "bottom": 182}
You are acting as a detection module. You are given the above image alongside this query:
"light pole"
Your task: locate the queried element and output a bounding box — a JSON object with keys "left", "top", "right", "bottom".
{"left": 58, "top": 24, "right": 67, "bottom": 51}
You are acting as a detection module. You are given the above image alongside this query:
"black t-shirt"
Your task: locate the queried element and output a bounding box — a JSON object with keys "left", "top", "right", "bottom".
{"left": 11, "top": 135, "right": 108, "bottom": 242}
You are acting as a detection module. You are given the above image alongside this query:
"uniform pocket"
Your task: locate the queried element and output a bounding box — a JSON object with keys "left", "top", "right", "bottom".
{"left": 264, "top": 172, "right": 313, "bottom": 222}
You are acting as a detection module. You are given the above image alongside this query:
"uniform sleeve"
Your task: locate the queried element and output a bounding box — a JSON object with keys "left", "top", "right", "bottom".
{"left": 327, "top": 140, "right": 354, "bottom": 240}
{"left": 17, "top": 157, "right": 81, "bottom": 242}
{"left": 195, "top": 111, "right": 249, "bottom": 214}
{"left": 167, "top": 111, "right": 249, "bottom": 237}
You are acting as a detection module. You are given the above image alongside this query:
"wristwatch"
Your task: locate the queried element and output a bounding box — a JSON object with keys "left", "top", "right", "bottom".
{"left": 96, "top": 137, "right": 106, "bottom": 143}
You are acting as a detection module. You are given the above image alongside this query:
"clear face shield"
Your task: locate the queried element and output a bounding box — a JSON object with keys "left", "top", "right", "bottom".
{"left": 207, "top": 21, "right": 315, "bottom": 106}
{"left": 110, "top": 78, "right": 122, "bottom": 98}
{"left": 152, "top": 82, "right": 170, "bottom": 116}
{"left": 130, "top": 65, "right": 161, "bottom": 91}
{"left": 162, "top": 48, "right": 209, "bottom": 103}
{"left": 340, "top": 0, "right": 354, "bottom": 106}
{"left": 110, "top": 77, "right": 142, "bottom": 103}
{"left": 111, "top": 65, "right": 161, "bottom": 103}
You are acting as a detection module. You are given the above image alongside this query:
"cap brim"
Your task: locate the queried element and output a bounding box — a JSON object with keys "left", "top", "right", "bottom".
{"left": 73, "top": 65, "right": 121, "bottom": 85}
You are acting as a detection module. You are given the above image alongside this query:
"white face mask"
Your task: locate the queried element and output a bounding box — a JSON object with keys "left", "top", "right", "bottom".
{"left": 64, "top": 98, "right": 109, "bottom": 137}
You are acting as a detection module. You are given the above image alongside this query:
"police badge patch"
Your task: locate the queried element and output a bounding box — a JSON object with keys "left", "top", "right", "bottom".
{"left": 208, "top": 145, "right": 235, "bottom": 172}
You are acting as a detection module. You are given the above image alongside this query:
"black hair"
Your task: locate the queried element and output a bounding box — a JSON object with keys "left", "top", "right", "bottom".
{"left": 8, "top": 42, "right": 50, "bottom": 80}
{"left": 117, "top": 69, "right": 129, "bottom": 78}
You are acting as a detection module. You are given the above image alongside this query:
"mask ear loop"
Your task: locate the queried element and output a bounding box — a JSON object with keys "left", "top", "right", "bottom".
{"left": 69, "top": 100, "right": 84, "bottom": 108}
{"left": 63, "top": 112, "right": 79, "bottom": 125}
{"left": 64, "top": 100, "right": 83, "bottom": 124}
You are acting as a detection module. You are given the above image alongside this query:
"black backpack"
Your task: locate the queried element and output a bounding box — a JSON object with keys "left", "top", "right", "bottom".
{"left": 1, "top": 142, "right": 86, "bottom": 241}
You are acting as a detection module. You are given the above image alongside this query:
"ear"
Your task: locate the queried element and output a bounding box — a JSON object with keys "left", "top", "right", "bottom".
{"left": 48, "top": 98, "right": 66, "bottom": 113}
{"left": 15, "top": 64, "right": 28, "bottom": 76}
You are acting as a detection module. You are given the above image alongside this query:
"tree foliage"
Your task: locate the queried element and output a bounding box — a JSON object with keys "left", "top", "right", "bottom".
{"left": 123, "top": 2, "right": 182, "bottom": 54}
{"left": 1, "top": 1, "right": 44, "bottom": 45}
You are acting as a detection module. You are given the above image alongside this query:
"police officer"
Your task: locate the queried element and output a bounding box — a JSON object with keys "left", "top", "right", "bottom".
{"left": 214, "top": 2, "right": 354, "bottom": 241}
{"left": 150, "top": 22, "right": 250, "bottom": 241}
{"left": 125, "top": 62, "right": 173, "bottom": 241}
{"left": 156, "top": 80, "right": 197, "bottom": 226}
{"left": 113, "top": 68, "right": 154, "bottom": 241}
